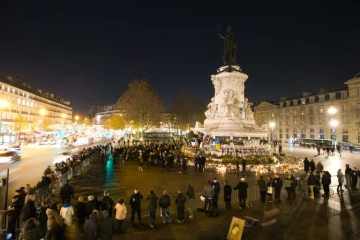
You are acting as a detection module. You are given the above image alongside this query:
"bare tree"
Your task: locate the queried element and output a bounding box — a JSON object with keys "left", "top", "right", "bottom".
{"left": 117, "top": 79, "right": 164, "bottom": 132}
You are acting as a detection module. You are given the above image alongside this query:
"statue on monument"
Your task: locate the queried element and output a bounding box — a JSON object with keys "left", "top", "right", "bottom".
{"left": 222, "top": 89, "right": 240, "bottom": 117}
{"left": 244, "top": 98, "right": 255, "bottom": 120}
{"left": 218, "top": 25, "right": 237, "bottom": 66}
{"left": 205, "top": 98, "right": 217, "bottom": 119}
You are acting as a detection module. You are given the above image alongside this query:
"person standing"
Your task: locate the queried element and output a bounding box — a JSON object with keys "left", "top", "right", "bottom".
{"left": 20, "top": 194, "right": 37, "bottom": 227}
{"left": 147, "top": 190, "right": 158, "bottom": 228}
{"left": 60, "top": 198, "right": 74, "bottom": 226}
{"left": 321, "top": 171, "right": 331, "bottom": 196}
{"left": 303, "top": 157, "right": 310, "bottom": 174}
{"left": 233, "top": 178, "right": 248, "bottom": 209}
{"left": 273, "top": 174, "right": 283, "bottom": 202}
{"left": 100, "top": 210, "right": 114, "bottom": 240}
{"left": 83, "top": 212, "right": 99, "bottom": 240}
{"left": 309, "top": 160, "right": 316, "bottom": 173}
{"left": 351, "top": 167, "right": 359, "bottom": 190}
{"left": 203, "top": 180, "right": 214, "bottom": 216}
{"left": 284, "top": 174, "right": 296, "bottom": 200}
{"left": 182, "top": 157, "right": 187, "bottom": 174}
{"left": 223, "top": 180, "right": 232, "bottom": 210}
{"left": 159, "top": 191, "right": 172, "bottom": 223}
{"left": 241, "top": 158, "right": 246, "bottom": 176}
{"left": 257, "top": 176, "right": 267, "bottom": 204}
{"left": 129, "top": 189, "right": 143, "bottom": 226}
{"left": 185, "top": 184, "right": 195, "bottom": 219}
{"left": 76, "top": 197, "right": 87, "bottom": 230}
{"left": 337, "top": 169, "right": 344, "bottom": 194}
{"left": 316, "top": 161, "right": 324, "bottom": 176}
{"left": 60, "top": 180, "right": 74, "bottom": 204}
{"left": 266, "top": 177, "right": 274, "bottom": 203}
{"left": 175, "top": 190, "right": 186, "bottom": 223}
{"left": 307, "top": 172, "right": 317, "bottom": 199}
{"left": 211, "top": 178, "right": 221, "bottom": 216}
{"left": 345, "top": 164, "right": 352, "bottom": 188}
{"left": 101, "top": 191, "right": 115, "bottom": 217}
{"left": 114, "top": 198, "right": 127, "bottom": 234}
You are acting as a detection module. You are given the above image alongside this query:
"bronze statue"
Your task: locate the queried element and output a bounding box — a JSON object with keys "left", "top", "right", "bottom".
{"left": 218, "top": 25, "right": 237, "bottom": 66}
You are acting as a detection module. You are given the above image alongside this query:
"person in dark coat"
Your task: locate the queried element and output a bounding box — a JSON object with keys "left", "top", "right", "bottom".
{"left": 147, "top": 190, "right": 158, "bottom": 228}
{"left": 39, "top": 197, "right": 51, "bottom": 238}
{"left": 185, "top": 184, "right": 195, "bottom": 219}
{"left": 233, "top": 178, "right": 248, "bottom": 209}
{"left": 257, "top": 176, "right": 267, "bottom": 203}
{"left": 175, "top": 190, "right": 186, "bottom": 223}
{"left": 309, "top": 160, "right": 316, "bottom": 173}
{"left": 76, "top": 197, "right": 87, "bottom": 229}
{"left": 307, "top": 172, "right": 317, "bottom": 199}
{"left": 159, "top": 191, "right": 172, "bottom": 223}
{"left": 20, "top": 194, "right": 37, "bottom": 227}
{"left": 83, "top": 212, "right": 99, "bottom": 240}
{"left": 345, "top": 164, "right": 352, "bottom": 187}
{"left": 321, "top": 171, "right": 332, "bottom": 196}
{"left": 99, "top": 210, "right": 114, "bottom": 240}
{"left": 129, "top": 188, "right": 143, "bottom": 226}
{"left": 60, "top": 180, "right": 74, "bottom": 203}
{"left": 6, "top": 195, "right": 21, "bottom": 239}
{"left": 182, "top": 157, "right": 187, "bottom": 174}
{"left": 350, "top": 167, "right": 359, "bottom": 190}
{"left": 223, "top": 180, "right": 232, "bottom": 210}
{"left": 273, "top": 175, "right": 283, "bottom": 202}
{"left": 86, "top": 195, "right": 99, "bottom": 217}
{"left": 303, "top": 157, "right": 310, "bottom": 173}
{"left": 101, "top": 191, "right": 115, "bottom": 217}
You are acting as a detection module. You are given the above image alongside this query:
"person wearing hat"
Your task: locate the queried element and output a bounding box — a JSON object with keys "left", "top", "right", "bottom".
{"left": 76, "top": 197, "right": 87, "bottom": 229}
{"left": 86, "top": 195, "right": 99, "bottom": 217}
{"left": 129, "top": 189, "right": 143, "bottom": 226}
{"left": 233, "top": 178, "right": 248, "bottom": 209}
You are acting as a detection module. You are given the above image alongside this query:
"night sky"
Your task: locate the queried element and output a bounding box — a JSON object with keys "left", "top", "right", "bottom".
{"left": 0, "top": 1, "right": 359, "bottom": 114}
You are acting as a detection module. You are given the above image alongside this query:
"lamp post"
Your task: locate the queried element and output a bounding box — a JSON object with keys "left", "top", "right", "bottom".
{"left": 330, "top": 119, "right": 339, "bottom": 147}
{"left": 269, "top": 122, "right": 275, "bottom": 144}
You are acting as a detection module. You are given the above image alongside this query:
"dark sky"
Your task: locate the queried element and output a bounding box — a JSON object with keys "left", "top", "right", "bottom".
{"left": 0, "top": 1, "right": 359, "bottom": 114}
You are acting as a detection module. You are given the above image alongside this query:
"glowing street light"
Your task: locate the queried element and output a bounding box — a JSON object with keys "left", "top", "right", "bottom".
{"left": 39, "top": 108, "right": 46, "bottom": 116}
{"left": 328, "top": 107, "right": 337, "bottom": 115}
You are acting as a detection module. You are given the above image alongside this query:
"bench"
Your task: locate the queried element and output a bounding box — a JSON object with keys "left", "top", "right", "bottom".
{"left": 243, "top": 216, "right": 260, "bottom": 227}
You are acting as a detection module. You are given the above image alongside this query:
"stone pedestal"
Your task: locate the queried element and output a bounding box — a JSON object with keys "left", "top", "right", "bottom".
{"left": 203, "top": 65, "right": 267, "bottom": 139}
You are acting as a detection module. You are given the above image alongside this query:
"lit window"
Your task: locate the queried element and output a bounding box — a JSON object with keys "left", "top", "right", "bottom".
{"left": 7, "top": 87, "right": 10, "bottom": 92}
{"left": 27, "top": 93, "right": 29, "bottom": 98}
{"left": 26, "top": 101, "right": 29, "bottom": 106}
{"left": 302, "top": 100, "right": 305, "bottom": 104}
{"left": 1, "top": 85, "right": 4, "bottom": 90}
{"left": 22, "top": 99, "right": 25, "bottom": 105}
{"left": 17, "top": 98, "right": 20, "bottom": 104}
{"left": 31, "top": 102, "right": 33, "bottom": 107}
{"left": 12, "top": 88, "right": 15, "bottom": 93}
{"left": 22, "top": 92, "right": 25, "bottom": 96}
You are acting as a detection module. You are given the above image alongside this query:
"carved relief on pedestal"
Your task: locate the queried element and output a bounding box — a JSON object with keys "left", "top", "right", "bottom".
{"left": 221, "top": 89, "right": 240, "bottom": 117}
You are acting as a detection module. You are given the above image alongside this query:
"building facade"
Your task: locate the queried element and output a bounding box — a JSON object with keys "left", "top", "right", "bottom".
{"left": 0, "top": 75, "right": 72, "bottom": 134}
{"left": 254, "top": 74, "right": 360, "bottom": 145}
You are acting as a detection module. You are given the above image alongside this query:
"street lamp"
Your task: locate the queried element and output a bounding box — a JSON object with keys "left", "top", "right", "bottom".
{"left": 269, "top": 122, "right": 275, "bottom": 143}
{"left": 328, "top": 107, "right": 337, "bottom": 114}
{"left": 330, "top": 119, "right": 338, "bottom": 147}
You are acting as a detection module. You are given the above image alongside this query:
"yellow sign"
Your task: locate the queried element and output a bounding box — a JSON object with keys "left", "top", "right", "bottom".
{"left": 227, "top": 216, "right": 245, "bottom": 240}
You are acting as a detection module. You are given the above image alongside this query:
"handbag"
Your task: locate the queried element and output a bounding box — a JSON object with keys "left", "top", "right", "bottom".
{"left": 267, "top": 186, "right": 273, "bottom": 194}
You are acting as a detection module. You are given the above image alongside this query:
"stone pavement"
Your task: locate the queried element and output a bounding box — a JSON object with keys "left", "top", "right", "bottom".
{"left": 65, "top": 156, "right": 360, "bottom": 240}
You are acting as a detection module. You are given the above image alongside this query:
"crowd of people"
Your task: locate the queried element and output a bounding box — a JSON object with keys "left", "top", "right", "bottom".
{"left": 5, "top": 145, "right": 102, "bottom": 240}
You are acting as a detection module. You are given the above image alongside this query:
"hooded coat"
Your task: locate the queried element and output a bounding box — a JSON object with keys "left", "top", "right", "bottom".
{"left": 83, "top": 212, "right": 99, "bottom": 240}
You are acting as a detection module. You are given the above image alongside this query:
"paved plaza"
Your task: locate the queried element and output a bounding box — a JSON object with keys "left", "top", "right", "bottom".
{"left": 63, "top": 149, "right": 360, "bottom": 240}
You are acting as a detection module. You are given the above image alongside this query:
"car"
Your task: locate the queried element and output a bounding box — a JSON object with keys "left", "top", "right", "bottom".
{"left": 0, "top": 151, "right": 20, "bottom": 163}
{"left": 8, "top": 145, "right": 21, "bottom": 154}
{"left": 52, "top": 152, "right": 72, "bottom": 165}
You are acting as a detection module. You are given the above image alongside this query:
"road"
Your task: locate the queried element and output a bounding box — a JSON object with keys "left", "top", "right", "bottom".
{"left": 0, "top": 144, "right": 73, "bottom": 209}
{"left": 281, "top": 143, "right": 360, "bottom": 175}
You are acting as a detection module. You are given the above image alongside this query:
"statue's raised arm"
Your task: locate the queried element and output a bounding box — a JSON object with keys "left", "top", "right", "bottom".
{"left": 218, "top": 25, "right": 237, "bottom": 66}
